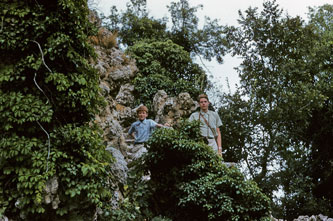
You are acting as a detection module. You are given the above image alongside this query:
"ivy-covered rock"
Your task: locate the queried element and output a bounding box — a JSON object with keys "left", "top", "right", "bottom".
{"left": 0, "top": 0, "right": 113, "bottom": 220}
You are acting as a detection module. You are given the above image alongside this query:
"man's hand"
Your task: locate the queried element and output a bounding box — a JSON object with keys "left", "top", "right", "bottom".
{"left": 218, "top": 147, "right": 222, "bottom": 157}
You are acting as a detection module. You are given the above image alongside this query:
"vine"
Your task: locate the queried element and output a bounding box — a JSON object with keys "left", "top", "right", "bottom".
{"left": 0, "top": 0, "right": 113, "bottom": 219}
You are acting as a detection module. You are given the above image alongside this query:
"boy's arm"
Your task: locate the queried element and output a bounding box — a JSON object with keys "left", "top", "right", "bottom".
{"left": 156, "top": 123, "right": 170, "bottom": 128}
{"left": 128, "top": 124, "right": 136, "bottom": 139}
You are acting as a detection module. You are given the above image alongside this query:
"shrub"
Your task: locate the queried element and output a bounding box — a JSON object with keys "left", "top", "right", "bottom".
{"left": 127, "top": 40, "right": 207, "bottom": 109}
{"left": 130, "top": 120, "right": 271, "bottom": 220}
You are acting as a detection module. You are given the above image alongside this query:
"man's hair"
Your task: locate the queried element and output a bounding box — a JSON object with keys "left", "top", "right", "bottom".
{"left": 136, "top": 105, "right": 148, "bottom": 114}
{"left": 197, "top": 94, "right": 209, "bottom": 102}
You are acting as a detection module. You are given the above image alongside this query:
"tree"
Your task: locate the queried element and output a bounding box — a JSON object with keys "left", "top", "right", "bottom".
{"left": 104, "top": 0, "right": 229, "bottom": 63}
{"left": 103, "top": 0, "right": 168, "bottom": 47}
{"left": 305, "top": 3, "right": 333, "bottom": 211}
{"left": 222, "top": 1, "right": 332, "bottom": 219}
{"left": 0, "top": 0, "right": 113, "bottom": 219}
{"left": 127, "top": 40, "right": 208, "bottom": 110}
{"left": 167, "top": 0, "right": 229, "bottom": 63}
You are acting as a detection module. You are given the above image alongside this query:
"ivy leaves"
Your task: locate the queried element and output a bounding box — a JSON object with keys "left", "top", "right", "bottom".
{"left": 0, "top": 0, "right": 112, "bottom": 219}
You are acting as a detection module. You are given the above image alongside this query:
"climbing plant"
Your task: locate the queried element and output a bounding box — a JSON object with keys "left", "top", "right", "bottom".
{"left": 0, "top": 0, "right": 113, "bottom": 220}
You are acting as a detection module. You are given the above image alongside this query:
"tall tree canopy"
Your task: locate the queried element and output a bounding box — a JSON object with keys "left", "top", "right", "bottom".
{"left": 105, "top": 0, "right": 168, "bottom": 47}
{"left": 100, "top": 0, "right": 231, "bottom": 109}
{"left": 220, "top": 1, "right": 333, "bottom": 219}
{"left": 104, "top": 0, "right": 229, "bottom": 63}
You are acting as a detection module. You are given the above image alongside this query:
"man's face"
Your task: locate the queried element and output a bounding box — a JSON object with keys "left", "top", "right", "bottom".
{"left": 199, "top": 98, "right": 209, "bottom": 112}
{"left": 138, "top": 110, "right": 148, "bottom": 121}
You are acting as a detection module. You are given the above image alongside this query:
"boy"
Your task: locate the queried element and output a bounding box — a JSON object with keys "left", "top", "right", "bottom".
{"left": 128, "top": 105, "right": 169, "bottom": 144}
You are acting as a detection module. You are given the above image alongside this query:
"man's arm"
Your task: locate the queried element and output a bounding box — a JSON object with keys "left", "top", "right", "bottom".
{"left": 216, "top": 127, "right": 222, "bottom": 156}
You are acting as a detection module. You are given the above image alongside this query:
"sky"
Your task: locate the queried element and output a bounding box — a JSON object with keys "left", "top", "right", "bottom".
{"left": 92, "top": 0, "right": 331, "bottom": 93}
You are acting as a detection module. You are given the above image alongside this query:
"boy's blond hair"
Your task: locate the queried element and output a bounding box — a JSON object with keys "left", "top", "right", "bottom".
{"left": 136, "top": 105, "right": 148, "bottom": 114}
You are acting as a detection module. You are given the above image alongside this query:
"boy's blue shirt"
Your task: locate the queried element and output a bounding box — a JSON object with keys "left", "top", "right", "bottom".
{"left": 128, "top": 119, "right": 157, "bottom": 143}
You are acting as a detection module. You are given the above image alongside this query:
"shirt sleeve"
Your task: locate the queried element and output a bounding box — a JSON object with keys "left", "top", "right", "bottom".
{"left": 149, "top": 119, "right": 158, "bottom": 128}
{"left": 189, "top": 112, "right": 197, "bottom": 122}
{"left": 215, "top": 112, "right": 222, "bottom": 128}
{"left": 128, "top": 123, "right": 135, "bottom": 135}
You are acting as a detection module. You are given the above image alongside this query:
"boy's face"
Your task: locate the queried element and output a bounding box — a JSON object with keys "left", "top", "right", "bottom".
{"left": 199, "top": 98, "right": 209, "bottom": 112}
{"left": 137, "top": 110, "right": 148, "bottom": 121}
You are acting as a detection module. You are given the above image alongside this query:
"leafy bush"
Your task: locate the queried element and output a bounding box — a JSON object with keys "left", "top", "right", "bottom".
{"left": 0, "top": 0, "right": 113, "bottom": 219}
{"left": 125, "top": 120, "right": 271, "bottom": 220}
{"left": 127, "top": 40, "right": 207, "bottom": 109}
{"left": 104, "top": 0, "right": 168, "bottom": 47}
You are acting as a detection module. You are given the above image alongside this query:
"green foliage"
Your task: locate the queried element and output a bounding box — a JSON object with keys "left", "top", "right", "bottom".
{"left": 128, "top": 40, "right": 207, "bottom": 109}
{"left": 104, "top": 0, "right": 168, "bottom": 46}
{"left": 217, "top": 91, "right": 250, "bottom": 164}
{"left": 222, "top": 1, "right": 333, "bottom": 219}
{"left": 125, "top": 120, "right": 271, "bottom": 220}
{"left": 0, "top": 0, "right": 113, "bottom": 219}
{"left": 305, "top": 4, "right": 333, "bottom": 207}
{"left": 167, "top": 0, "right": 228, "bottom": 62}
{"left": 103, "top": 0, "right": 227, "bottom": 109}
{"left": 104, "top": 0, "right": 229, "bottom": 63}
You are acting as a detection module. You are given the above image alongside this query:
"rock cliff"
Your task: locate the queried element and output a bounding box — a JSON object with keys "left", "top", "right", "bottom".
{"left": 88, "top": 16, "right": 199, "bottom": 201}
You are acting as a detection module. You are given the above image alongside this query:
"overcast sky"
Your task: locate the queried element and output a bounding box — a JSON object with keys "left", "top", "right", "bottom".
{"left": 93, "top": 0, "right": 332, "bottom": 93}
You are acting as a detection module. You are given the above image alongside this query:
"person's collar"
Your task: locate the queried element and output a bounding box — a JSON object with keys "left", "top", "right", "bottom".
{"left": 139, "top": 119, "right": 147, "bottom": 124}
{"left": 200, "top": 110, "right": 209, "bottom": 114}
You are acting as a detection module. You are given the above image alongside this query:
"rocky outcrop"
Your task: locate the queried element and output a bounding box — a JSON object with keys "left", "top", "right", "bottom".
{"left": 293, "top": 215, "right": 333, "bottom": 221}
{"left": 154, "top": 90, "right": 198, "bottom": 126}
{"left": 270, "top": 214, "right": 333, "bottom": 221}
{"left": 44, "top": 176, "right": 60, "bottom": 210}
{"left": 88, "top": 23, "right": 200, "bottom": 203}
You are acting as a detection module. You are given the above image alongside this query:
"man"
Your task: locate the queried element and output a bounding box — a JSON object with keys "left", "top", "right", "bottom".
{"left": 189, "top": 94, "right": 223, "bottom": 156}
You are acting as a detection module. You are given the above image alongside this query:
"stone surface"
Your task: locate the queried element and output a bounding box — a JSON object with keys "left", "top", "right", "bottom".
{"left": 116, "top": 84, "right": 135, "bottom": 106}
{"left": 126, "top": 143, "right": 147, "bottom": 163}
{"left": 154, "top": 90, "right": 197, "bottom": 126}
{"left": 292, "top": 214, "right": 333, "bottom": 221}
{"left": 44, "top": 176, "right": 60, "bottom": 209}
{"left": 106, "top": 146, "right": 128, "bottom": 184}
{"left": 110, "top": 65, "right": 137, "bottom": 82}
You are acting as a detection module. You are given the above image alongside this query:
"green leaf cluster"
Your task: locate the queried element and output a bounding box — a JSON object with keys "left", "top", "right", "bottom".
{"left": 128, "top": 40, "right": 207, "bottom": 110}
{"left": 0, "top": 0, "right": 113, "bottom": 219}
